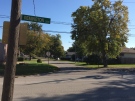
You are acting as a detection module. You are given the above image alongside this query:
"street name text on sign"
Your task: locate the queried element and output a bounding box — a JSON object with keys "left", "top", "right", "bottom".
{"left": 21, "top": 14, "right": 51, "bottom": 24}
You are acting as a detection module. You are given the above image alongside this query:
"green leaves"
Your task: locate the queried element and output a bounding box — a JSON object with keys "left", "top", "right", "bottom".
{"left": 71, "top": 0, "right": 129, "bottom": 66}
{"left": 20, "top": 23, "right": 64, "bottom": 58}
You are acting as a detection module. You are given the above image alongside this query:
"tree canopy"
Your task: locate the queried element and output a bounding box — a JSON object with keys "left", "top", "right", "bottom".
{"left": 71, "top": 0, "right": 129, "bottom": 67}
{"left": 20, "top": 23, "right": 64, "bottom": 59}
{"left": 48, "top": 34, "right": 65, "bottom": 58}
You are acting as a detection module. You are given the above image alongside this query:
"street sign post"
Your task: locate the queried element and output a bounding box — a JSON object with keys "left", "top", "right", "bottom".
{"left": 2, "top": 21, "right": 27, "bottom": 45}
{"left": 46, "top": 51, "right": 51, "bottom": 57}
{"left": 46, "top": 51, "right": 51, "bottom": 64}
{"left": 21, "top": 14, "right": 51, "bottom": 24}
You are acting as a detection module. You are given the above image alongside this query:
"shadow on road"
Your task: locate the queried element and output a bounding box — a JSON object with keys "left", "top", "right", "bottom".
{"left": 102, "top": 68, "right": 135, "bottom": 76}
{"left": 20, "top": 76, "right": 135, "bottom": 101}
{"left": 48, "top": 67, "right": 101, "bottom": 75}
{"left": 27, "top": 75, "right": 108, "bottom": 85}
{"left": 19, "top": 61, "right": 135, "bottom": 101}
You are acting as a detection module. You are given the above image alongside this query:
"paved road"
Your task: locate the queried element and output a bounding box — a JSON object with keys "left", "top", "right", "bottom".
{"left": 0, "top": 60, "right": 135, "bottom": 101}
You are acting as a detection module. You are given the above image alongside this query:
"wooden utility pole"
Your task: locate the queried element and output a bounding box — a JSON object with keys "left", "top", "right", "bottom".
{"left": 1, "top": 0, "right": 21, "bottom": 101}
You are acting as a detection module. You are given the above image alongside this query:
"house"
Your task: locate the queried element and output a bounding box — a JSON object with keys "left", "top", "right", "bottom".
{"left": 65, "top": 52, "right": 75, "bottom": 59}
{"left": 119, "top": 48, "right": 135, "bottom": 64}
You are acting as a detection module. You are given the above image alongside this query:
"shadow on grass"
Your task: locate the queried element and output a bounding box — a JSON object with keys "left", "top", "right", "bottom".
{"left": 16, "top": 63, "right": 59, "bottom": 75}
{"left": 0, "top": 63, "right": 59, "bottom": 76}
{"left": 50, "top": 62, "right": 75, "bottom": 64}
{"left": 20, "top": 76, "right": 135, "bottom": 101}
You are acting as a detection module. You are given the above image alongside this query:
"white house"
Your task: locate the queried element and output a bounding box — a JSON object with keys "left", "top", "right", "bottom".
{"left": 65, "top": 52, "right": 75, "bottom": 59}
{"left": 119, "top": 48, "right": 135, "bottom": 64}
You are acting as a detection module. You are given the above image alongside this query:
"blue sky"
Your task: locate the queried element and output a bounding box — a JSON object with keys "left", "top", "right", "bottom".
{"left": 0, "top": 0, "right": 135, "bottom": 51}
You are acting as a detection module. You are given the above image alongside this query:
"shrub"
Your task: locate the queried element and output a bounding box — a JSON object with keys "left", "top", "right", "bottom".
{"left": 108, "top": 57, "right": 121, "bottom": 64}
{"left": 60, "top": 58, "right": 71, "bottom": 61}
{"left": 84, "top": 54, "right": 102, "bottom": 65}
{"left": 31, "top": 54, "right": 37, "bottom": 59}
{"left": 37, "top": 59, "right": 42, "bottom": 63}
{"left": 18, "top": 57, "right": 24, "bottom": 61}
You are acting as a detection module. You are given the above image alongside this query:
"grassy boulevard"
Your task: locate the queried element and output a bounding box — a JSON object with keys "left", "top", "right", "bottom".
{"left": 1, "top": 59, "right": 135, "bottom": 76}
{"left": 75, "top": 62, "right": 135, "bottom": 68}
{"left": 0, "top": 59, "right": 59, "bottom": 76}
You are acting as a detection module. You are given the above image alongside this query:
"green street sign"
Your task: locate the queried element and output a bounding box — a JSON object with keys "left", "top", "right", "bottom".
{"left": 21, "top": 14, "right": 51, "bottom": 24}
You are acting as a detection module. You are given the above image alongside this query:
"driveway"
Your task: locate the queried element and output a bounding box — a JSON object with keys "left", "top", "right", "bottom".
{"left": 0, "top": 60, "right": 135, "bottom": 101}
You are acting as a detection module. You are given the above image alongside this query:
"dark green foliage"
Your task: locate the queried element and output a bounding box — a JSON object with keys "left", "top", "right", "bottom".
{"left": 48, "top": 34, "right": 65, "bottom": 58}
{"left": 18, "top": 57, "right": 24, "bottom": 61}
{"left": 0, "top": 63, "right": 59, "bottom": 76}
{"left": 67, "top": 47, "right": 75, "bottom": 52}
{"left": 60, "top": 57, "right": 71, "bottom": 61}
{"left": 108, "top": 57, "right": 121, "bottom": 64}
{"left": 71, "top": 1, "right": 129, "bottom": 67}
{"left": 84, "top": 54, "right": 102, "bottom": 65}
{"left": 37, "top": 59, "right": 42, "bottom": 63}
{"left": 20, "top": 22, "right": 64, "bottom": 59}
{"left": 71, "top": 54, "right": 75, "bottom": 61}
{"left": 16, "top": 63, "right": 59, "bottom": 75}
{"left": 84, "top": 55, "right": 121, "bottom": 65}
{"left": 31, "top": 54, "right": 37, "bottom": 59}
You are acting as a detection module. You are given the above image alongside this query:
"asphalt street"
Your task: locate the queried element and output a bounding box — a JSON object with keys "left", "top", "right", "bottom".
{"left": 0, "top": 60, "right": 135, "bottom": 101}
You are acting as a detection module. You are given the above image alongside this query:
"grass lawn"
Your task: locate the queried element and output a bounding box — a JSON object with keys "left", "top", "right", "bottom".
{"left": 0, "top": 59, "right": 59, "bottom": 76}
{"left": 75, "top": 62, "right": 135, "bottom": 68}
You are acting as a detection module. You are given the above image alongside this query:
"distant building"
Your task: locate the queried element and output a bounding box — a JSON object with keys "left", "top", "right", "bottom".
{"left": 119, "top": 48, "right": 135, "bottom": 64}
{"left": 65, "top": 52, "right": 75, "bottom": 59}
{"left": 0, "top": 42, "right": 7, "bottom": 63}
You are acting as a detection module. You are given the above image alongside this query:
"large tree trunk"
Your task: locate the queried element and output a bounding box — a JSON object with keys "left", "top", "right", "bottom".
{"left": 1, "top": 0, "right": 21, "bottom": 101}
{"left": 103, "top": 52, "right": 108, "bottom": 68}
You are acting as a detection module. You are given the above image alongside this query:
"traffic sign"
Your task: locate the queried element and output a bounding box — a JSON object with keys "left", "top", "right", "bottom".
{"left": 2, "top": 21, "right": 27, "bottom": 45}
{"left": 21, "top": 14, "right": 51, "bottom": 24}
{"left": 46, "top": 51, "right": 51, "bottom": 57}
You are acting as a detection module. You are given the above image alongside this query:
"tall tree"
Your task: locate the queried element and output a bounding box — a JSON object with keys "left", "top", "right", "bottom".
{"left": 20, "top": 23, "right": 50, "bottom": 59}
{"left": 67, "top": 41, "right": 87, "bottom": 59}
{"left": 48, "top": 34, "right": 64, "bottom": 58}
{"left": 67, "top": 46, "right": 75, "bottom": 52}
{"left": 71, "top": 0, "right": 129, "bottom": 67}
{"left": 28, "top": 22, "right": 42, "bottom": 32}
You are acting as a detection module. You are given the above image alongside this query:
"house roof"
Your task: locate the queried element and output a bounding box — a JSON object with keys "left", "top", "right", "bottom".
{"left": 66, "top": 52, "right": 75, "bottom": 55}
{"left": 121, "top": 48, "right": 135, "bottom": 54}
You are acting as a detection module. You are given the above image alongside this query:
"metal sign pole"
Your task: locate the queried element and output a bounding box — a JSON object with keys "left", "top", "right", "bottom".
{"left": 48, "top": 56, "right": 49, "bottom": 64}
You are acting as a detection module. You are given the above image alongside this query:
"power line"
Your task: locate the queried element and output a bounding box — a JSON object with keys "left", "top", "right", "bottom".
{"left": 0, "top": 15, "right": 71, "bottom": 25}
{"left": 32, "top": 0, "right": 36, "bottom": 16}
{"left": 1, "top": 26, "right": 135, "bottom": 37}
{"left": 110, "top": 1, "right": 135, "bottom": 3}
{"left": 1, "top": 15, "right": 134, "bottom": 26}
{"left": 0, "top": 15, "right": 9, "bottom": 17}
{"left": 0, "top": 15, "right": 10, "bottom": 18}
{"left": 128, "top": 25, "right": 135, "bottom": 26}
{"left": 51, "top": 21, "right": 71, "bottom": 25}
{"left": 1, "top": 24, "right": 135, "bottom": 30}
{"left": 1, "top": 15, "right": 135, "bottom": 26}
{"left": 43, "top": 30, "right": 71, "bottom": 34}
{"left": 43, "top": 30, "right": 135, "bottom": 37}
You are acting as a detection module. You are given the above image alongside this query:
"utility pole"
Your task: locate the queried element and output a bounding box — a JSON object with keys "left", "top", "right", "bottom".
{"left": 1, "top": 0, "right": 21, "bottom": 101}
